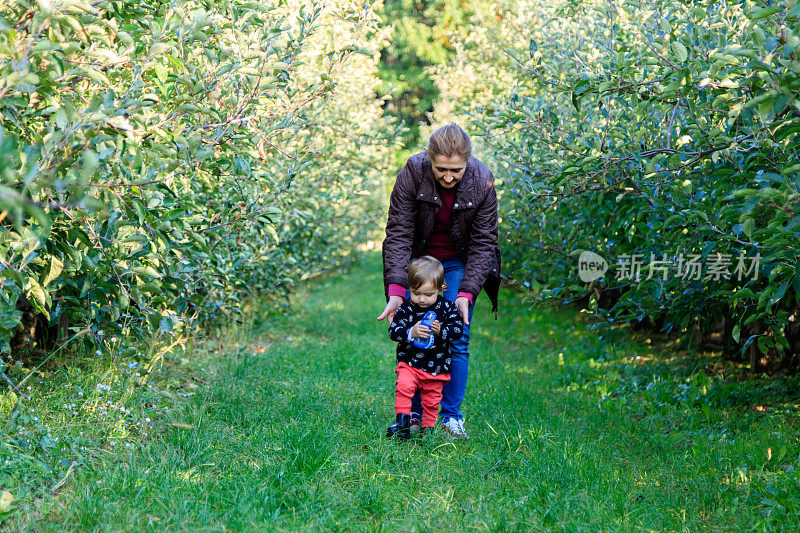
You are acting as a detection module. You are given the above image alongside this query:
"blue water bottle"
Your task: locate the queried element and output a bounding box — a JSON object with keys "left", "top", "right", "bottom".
{"left": 412, "top": 311, "right": 437, "bottom": 349}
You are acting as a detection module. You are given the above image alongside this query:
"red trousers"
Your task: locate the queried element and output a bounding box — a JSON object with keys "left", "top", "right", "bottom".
{"left": 394, "top": 362, "right": 451, "bottom": 427}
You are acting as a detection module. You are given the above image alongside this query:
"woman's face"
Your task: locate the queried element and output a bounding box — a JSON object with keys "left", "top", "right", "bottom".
{"left": 431, "top": 154, "right": 467, "bottom": 189}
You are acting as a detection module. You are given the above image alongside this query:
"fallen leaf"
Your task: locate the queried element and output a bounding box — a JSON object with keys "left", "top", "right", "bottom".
{"left": 0, "top": 490, "right": 13, "bottom": 512}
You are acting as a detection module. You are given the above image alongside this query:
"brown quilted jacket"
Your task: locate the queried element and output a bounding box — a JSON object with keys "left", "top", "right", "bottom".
{"left": 382, "top": 152, "right": 501, "bottom": 314}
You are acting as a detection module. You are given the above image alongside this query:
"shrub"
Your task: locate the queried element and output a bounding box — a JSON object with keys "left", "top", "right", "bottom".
{"left": 0, "top": 0, "right": 400, "bottom": 357}
{"left": 432, "top": 0, "right": 800, "bottom": 369}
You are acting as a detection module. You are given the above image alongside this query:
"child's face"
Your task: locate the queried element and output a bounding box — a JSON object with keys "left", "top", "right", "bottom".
{"left": 410, "top": 280, "right": 439, "bottom": 308}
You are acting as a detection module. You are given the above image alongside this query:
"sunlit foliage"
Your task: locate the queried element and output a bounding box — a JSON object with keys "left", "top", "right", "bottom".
{"left": 432, "top": 0, "right": 800, "bottom": 368}
{"left": 0, "top": 0, "right": 400, "bottom": 357}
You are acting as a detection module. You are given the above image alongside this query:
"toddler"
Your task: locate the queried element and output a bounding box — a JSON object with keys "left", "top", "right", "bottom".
{"left": 386, "top": 256, "right": 464, "bottom": 438}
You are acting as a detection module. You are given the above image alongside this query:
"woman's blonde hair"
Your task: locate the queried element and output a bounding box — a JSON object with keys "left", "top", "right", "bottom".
{"left": 408, "top": 256, "right": 446, "bottom": 291}
{"left": 427, "top": 123, "right": 473, "bottom": 161}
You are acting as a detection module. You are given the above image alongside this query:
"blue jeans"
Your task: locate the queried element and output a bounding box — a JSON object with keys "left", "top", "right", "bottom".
{"left": 409, "top": 257, "right": 474, "bottom": 422}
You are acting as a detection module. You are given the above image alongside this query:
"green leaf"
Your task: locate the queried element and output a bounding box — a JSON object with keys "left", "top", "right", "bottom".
{"left": 758, "top": 94, "right": 777, "bottom": 122}
{"left": 793, "top": 272, "right": 800, "bottom": 303}
{"left": 770, "top": 282, "right": 789, "bottom": 306}
{"left": 750, "top": 6, "right": 781, "bottom": 21}
{"left": 133, "top": 266, "right": 162, "bottom": 279}
{"left": 25, "top": 278, "right": 47, "bottom": 308}
{"left": 81, "top": 150, "right": 99, "bottom": 182}
{"left": 80, "top": 67, "right": 112, "bottom": 87}
{"left": 165, "top": 54, "right": 185, "bottom": 72}
{"left": 124, "top": 233, "right": 149, "bottom": 243}
{"left": 56, "top": 109, "right": 68, "bottom": 131}
{"left": 736, "top": 288, "right": 755, "bottom": 299}
{"left": 117, "top": 289, "right": 130, "bottom": 310}
{"left": 265, "top": 224, "right": 279, "bottom": 243}
{"left": 671, "top": 42, "right": 688, "bottom": 63}
{"left": 150, "top": 43, "right": 173, "bottom": 55}
{"left": 71, "top": 228, "right": 93, "bottom": 248}
{"left": 42, "top": 256, "right": 64, "bottom": 287}
{"left": 782, "top": 162, "right": 800, "bottom": 177}
{"left": 154, "top": 63, "right": 168, "bottom": 84}
{"left": 743, "top": 218, "right": 755, "bottom": 239}
{"left": 4, "top": 267, "right": 24, "bottom": 287}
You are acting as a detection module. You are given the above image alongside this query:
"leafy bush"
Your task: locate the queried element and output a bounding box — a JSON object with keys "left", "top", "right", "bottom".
{"left": 432, "top": 0, "right": 800, "bottom": 368}
{"left": 0, "top": 0, "right": 399, "bottom": 357}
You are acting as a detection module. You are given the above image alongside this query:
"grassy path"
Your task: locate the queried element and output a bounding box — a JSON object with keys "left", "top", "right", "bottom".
{"left": 42, "top": 253, "right": 800, "bottom": 530}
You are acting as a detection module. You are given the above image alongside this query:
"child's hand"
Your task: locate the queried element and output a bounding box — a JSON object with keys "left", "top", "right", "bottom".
{"left": 430, "top": 320, "right": 441, "bottom": 336}
{"left": 411, "top": 321, "right": 431, "bottom": 339}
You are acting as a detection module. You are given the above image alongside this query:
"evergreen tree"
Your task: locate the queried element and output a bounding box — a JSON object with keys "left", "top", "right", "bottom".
{"left": 378, "top": 0, "right": 472, "bottom": 147}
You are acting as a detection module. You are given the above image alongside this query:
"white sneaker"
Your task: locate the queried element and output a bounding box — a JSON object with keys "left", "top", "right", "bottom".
{"left": 441, "top": 417, "right": 468, "bottom": 439}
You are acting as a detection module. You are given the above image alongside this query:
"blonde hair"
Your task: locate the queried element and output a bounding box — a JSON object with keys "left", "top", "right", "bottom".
{"left": 427, "top": 123, "right": 473, "bottom": 161}
{"left": 408, "top": 256, "right": 446, "bottom": 291}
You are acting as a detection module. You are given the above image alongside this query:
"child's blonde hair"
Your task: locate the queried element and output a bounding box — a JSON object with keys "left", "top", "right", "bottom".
{"left": 408, "top": 256, "right": 446, "bottom": 291}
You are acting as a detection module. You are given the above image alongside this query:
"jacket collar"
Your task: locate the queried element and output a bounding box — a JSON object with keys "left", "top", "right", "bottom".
{"left": 418, "top": 154, "right": 476, "bottom": 209}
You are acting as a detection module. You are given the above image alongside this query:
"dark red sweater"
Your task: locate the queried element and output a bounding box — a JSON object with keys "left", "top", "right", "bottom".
{"left": 424, "top": 184, "right": 459, "bottom": 260}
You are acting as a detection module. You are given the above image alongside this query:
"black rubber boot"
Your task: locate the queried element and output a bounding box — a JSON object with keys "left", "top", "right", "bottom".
{"left": 386, "top": 413, "right": 411, "bottom": 439}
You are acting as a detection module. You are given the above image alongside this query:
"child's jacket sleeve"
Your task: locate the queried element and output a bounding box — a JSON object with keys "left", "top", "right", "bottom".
{"left": 439, "top": 302, "right": 464, "bottom": 342}
{"left": 388, "top": 304, "right": 413, "bottom": 343}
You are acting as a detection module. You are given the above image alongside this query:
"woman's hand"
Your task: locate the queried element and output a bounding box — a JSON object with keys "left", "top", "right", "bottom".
{"left": 455, "top": 296, "right": 470, "bottom": 325}
{"left": 377, "top": 295, "right": 404, "bottom": 324}
{"left": 411, "top": 320, "right": 431, "bottom": 339}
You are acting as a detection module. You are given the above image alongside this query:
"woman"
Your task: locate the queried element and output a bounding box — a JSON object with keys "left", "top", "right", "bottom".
{"left": 377, "top": 123, "right": 500, "bottom": 438}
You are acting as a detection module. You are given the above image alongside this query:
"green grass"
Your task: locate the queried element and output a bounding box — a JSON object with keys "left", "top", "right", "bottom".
{"left": 6, "top": 252, "right": 800, "bottom": 530}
